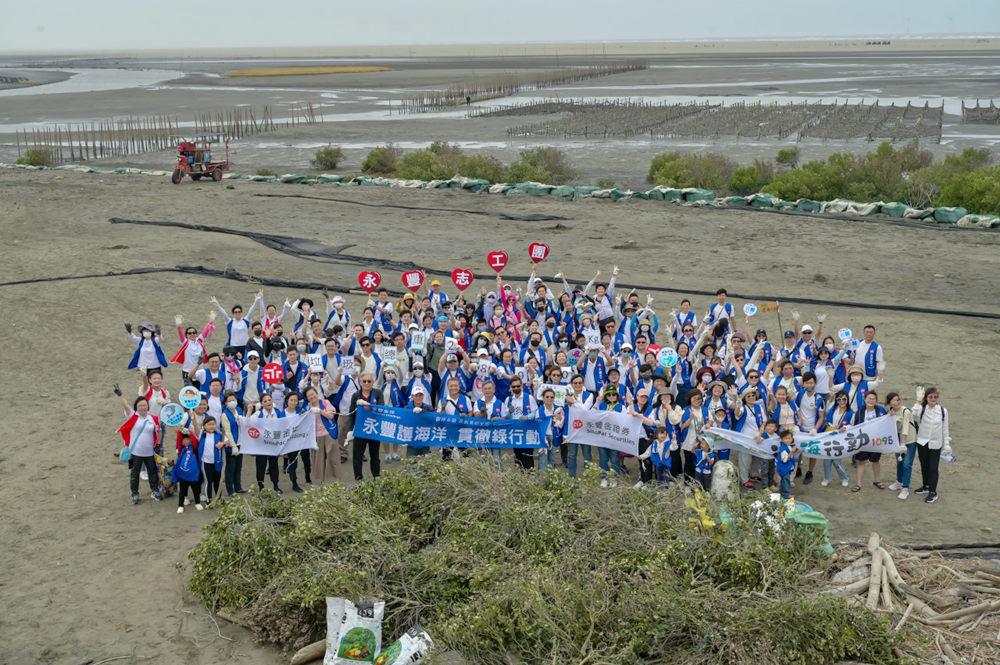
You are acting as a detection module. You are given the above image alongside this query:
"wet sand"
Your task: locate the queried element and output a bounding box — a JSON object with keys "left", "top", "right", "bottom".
{"left": 1, "top": 166, "right": 999, "bottom": 664}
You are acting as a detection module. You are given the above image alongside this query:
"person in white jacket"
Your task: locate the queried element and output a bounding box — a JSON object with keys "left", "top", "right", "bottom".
{"left": 912, "top": 386, "right": 950, "bottom": 504}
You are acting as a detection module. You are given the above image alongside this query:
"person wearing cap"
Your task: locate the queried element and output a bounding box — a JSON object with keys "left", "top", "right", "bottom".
{"left": 790, "top": 310, "right": 825, "bottom": 364}
{"left": 505, "top": 377, "right": 538, "bottom": 469}
{"left": 396, "top": 291, "right": 418, "bottom": 318}
{"left": 745, "top": 321, "right": 775, "bottom": 376}
{"left": 776, "top": 328, "right": 799, "bottom": 368}
{"left": 404, "top": 386, "right": 430, "bottom": 458}
{"left": 323, "top": 292, "right": 350, "bottom": 331}
{"left": 693, "top": 366, "right": 715, "bottom": 394}
{"left": 426, "top": 279, "right": 448, "bottom": 311}
{"left": 628, "top": 387, "right": 657, "bottom": 486}
{"left": 596, "top": 384, "right": 625, "bottom": 486}
{"left": 732, "top": 387, "right": 767, "bottom": 487}
{"left": 234, "top": 351, "right": 266, "bottom": 414}
{"left": 679, "top": 390, "right": 708, "bottom": 481}
{"left": 850, "top": 324, "right": 885, "bottom": 382}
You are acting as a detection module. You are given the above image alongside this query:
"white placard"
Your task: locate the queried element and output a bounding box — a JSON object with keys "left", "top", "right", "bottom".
{"left": 444, "top": 336, "right": 459, "bottom": 353}
{"left": 341, "top": 356, "right": 356, "bottom": 376}
{"left": 583, "top": 329, "right": 600, "bottom": 349}
{"left": 410, "top": 331, "right": 426, "bottom": 352}
{"left": 539, "top": 383, "right": 568, "bottom": 406}
{"left": 306, "top": 353, "right": 324, "bottom": 374}
{"left": 381, "top": 346, "right": 398, "bottom": 365}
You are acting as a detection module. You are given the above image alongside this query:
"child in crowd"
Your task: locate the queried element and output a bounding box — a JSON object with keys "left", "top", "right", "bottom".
{"left": 694, "top": 437, "right": 715, "bottom": 490}
{"left": 776, "top": 429, "right": 799, "bottom": 500}
{"left": 173, "top": 432, "right": 203, "bottom": 513}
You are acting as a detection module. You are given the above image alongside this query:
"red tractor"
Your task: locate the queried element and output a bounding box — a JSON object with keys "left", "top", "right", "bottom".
{"left": 171, "top": 135, "right": 229, "bottom": 184}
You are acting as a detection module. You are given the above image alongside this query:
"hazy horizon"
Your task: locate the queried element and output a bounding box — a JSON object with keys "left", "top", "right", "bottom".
{"left": 1, "top": 0, "right": 998, "bottom": 53}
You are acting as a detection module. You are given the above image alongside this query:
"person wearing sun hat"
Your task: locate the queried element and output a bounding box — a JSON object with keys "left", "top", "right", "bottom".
{"left": 596, "top": 384, "right": 625, "bottom": 486}
{"left": 832, "top": 363, "right": 881, "bottom": 415}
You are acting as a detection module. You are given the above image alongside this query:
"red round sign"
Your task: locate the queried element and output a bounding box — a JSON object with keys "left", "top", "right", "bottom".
{"left": 358, "top": 270, "right": 382, "bottom": 294}
{"left": 248, "top": 427, "right": 261, "bottom": 439}
{"left": 487, "top": 251, "right": 508, "bottom": 273}
{"left": 262, "top": 362, "right": 285, "bottom": 384}
{"left": 572, "top": 419, "right": 583, "bottom": 429}
{"left": 646, "top": 344, "right": 662, "bottom": 356}
{"left": 401, "top": 270, "right": 425, "bottom": 292}
{"left": 528, "top": 242, "right": 550, "bottom": 264}
{"left": 451, "top": 268, "right": 474, "bottom": 291}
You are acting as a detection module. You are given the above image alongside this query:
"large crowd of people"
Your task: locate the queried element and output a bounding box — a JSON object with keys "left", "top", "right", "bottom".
{"left": 114, "top": 266, "right": 952, "bottom": 512}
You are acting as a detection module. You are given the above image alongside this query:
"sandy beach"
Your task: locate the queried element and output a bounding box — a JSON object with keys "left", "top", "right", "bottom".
{"left": 1, "top": 165, "right": 999, "bottom": 664}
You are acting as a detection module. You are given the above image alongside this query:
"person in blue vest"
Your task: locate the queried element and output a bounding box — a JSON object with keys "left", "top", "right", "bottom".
{"left": 253, "top": 392, "right": 285, "bottom": 493}
{"left": 235, "top": 351, "right": 267, "bottom": 414}
{"left": 192, "top": 352, "right": 230, "bottom": 393}
{"left": 694, "top": 437, "right": 716, "bottom": 491}
{"left": 220, "top": 392, "right": 248, "bottom": 496}
{"left": 832, "top": 364, "right": 881, "bottom": 415}
{"left": 212, "top": 293, "right": 259, "bottom": 353}
{"left": 537, "top": 388, "right": 564, "bottom": 472}
{"left": 671, "top": 299, "right": 698, "bottom": 343}
{"left": 172, "top": 428, "right": 203, "bottom": 514}
{"left": 438, "top": 375, "right": 473, "bottom": 462}
{"left": 851, "top": 324, "right": 885, "bottom": 382}
{"left": 405, "top": 385, "right": 431, "bottom": 458}
{"left": 795, "top": 372, "right": 826, "bottom": 485}
{"left": 198, "top": 416, "right": 228, "bottom": 503}
{"left": 821, "top": 390, "right": 854, "bottom": 487}
{"left": 126, "top": 321, "right": 168, "bottom": 373}
{"left": 596, "top": 385, "right": 626, "bottom": 487}
{"left": 732, "top": 387, "right": 766, "bottom": 488}
{"left": 707, "top": 288, "right": 734, "bottom": 328}
{"left": 576, "top": 346, "right": 608, "bottom": 395}
{"left": 505, "top": 377, "right": 538, "bottom": 470}
{"left": 775, "top": 429, "right": 799, "bottom": 499}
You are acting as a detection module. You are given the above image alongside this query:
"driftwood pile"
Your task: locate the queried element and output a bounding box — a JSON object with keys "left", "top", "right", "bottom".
{"left": 825, "top": 532, "right": 1000, "bottom": 665}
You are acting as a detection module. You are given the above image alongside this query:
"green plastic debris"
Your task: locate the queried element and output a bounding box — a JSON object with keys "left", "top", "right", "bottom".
{"left": 785, "top": 510, "right": 835, "bottom": 556}
{"left": 550, "top": 186, "right": 576, "bottom": 200}
{"left": 280, "top": 174, "right": 308, "bottom": 183}
{"left": 316, "top": 175, "right": 344, "bottom": 183}
{"left": 722, "top": 196, "right": 749, "bottom": 206}
{"left": 748, "top": 193, "right": 781, "bottom": 208}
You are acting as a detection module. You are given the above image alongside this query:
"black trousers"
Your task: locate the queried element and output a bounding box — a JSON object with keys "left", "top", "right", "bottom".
{"left": 353, "top": 437, "right": 381, "bottom": 481}
{"left": 683, "top": 450, "right": 697, "bottom": 481}
{"left": 203, "top": 462, "right": 222, "bottom": 500}
{"left": 513, "top": 449, "right": 535, "bottom": 470}
{"left": 917, "top": 444, "right": 942, "bottom": 493}
{"left": 285, "top": 449, "right": 312, "bottom": 486}
{"left": 255, "top": 455, "right": 280, "bottom": 489}
{"left": 638, "top": 438, "right": 654, "bottom": 483}
{"left": 177, "top": 478, "right": 201, "bottom": 507}
{"left": 129, "top": 455, "right": 159, "bottom": 496}
{"left": 223, "top": 453, "right": 244, "bottom": 495}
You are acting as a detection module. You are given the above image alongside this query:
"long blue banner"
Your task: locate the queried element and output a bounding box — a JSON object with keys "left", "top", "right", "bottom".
{"left": 352, "top": 403, "right": 551, "bottom": 449}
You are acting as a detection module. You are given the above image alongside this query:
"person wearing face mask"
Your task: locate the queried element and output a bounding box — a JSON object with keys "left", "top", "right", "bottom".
{"left": 324, "top": 294, "right": 351, "bottom": 331}
{"left": 243, "top": 320, "right": 266, "bottom": 360}
{"left": 126, "top": 321, "right": 168, "bottom": 373}
{"left": 290, "top": 297, "right": 319, "bottom": 334}
{"left": 282, "top": 347, "right": 308, "bottom": 395}
{"left": 541, "top": 315, "right": 561, "bottom": 349}
{"left": 405, "top": 360, "right": 433, "bottom": 405}
{"left": 220, "top": 391, "right": 248, "bottom": 496}
{"left": 504, "top": 378, "right": 538, "bottom": 470}
{"left": 832, "top": 364, "right": 881, "bottom": 415}
{"left": 211, "top": 293, "right": 259, "bottom": 353}
{"left": 519, "top": 332, "right": 547, "bottom": 367}
{"left": 171, "top": 314, "right": 216, "bottom": 385}
{"left": 576, "top": 345, "right": 608, "bottom": 394}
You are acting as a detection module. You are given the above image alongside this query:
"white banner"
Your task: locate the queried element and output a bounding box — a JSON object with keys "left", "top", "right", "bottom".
{"left": 565, "top": 408, "right": 641, "bottom": 455}
{"left": 238, "top": 411, "right": 318, "bottom": 456}
{"left": 705, "top": 414, "right": 899, "bottom": 460}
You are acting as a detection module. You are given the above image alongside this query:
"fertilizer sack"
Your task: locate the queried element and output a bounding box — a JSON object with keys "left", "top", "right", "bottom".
{"left": 324, "top": 597, "right": 385, "bottom": 664}
{"left": 374, "top": 624, "right": 434, "bottom": 665}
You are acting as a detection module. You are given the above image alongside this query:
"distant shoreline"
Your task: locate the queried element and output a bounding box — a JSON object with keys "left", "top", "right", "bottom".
{"left": 2, "top": 36, "right": 999, "bottom": 59}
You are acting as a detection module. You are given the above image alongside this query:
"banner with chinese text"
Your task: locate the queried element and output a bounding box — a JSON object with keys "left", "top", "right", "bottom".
{"left": 352, "top": 404, "right": 550, "bottom": 449}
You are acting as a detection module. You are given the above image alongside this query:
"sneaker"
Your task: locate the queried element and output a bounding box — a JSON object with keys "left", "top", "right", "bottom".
{"left": 131, "top": 493, "right": 140, "bottom": 505}
{"left": 273, "top": 486, "right": 283, "bottom": 494}
{"left": 790, "top": 480, "right": 796, "bottom": 488}
{"left": 235, "top": 488, "right": 249, "bottom": 494}
{"left": 292, "top": 485, "right": 304, "bottom": 493}
{"left": 633, "top": 481, "right": 644, "bottom": 489}
{"left": 200, "top": 494, "right": 208, "bottom": 503}
{"left": 385, "top": 455, "right": 392, "bottom": 463}
{"left": 767, "top": 485, "right": 780, "bottom": 493}
{"left": 340, "top": 455, "right": 348, "bottom": 464}
{"left": 151, "top": 491, "right": 163, "bottom": 501}
{"left": 195, "top": 503, "right": 204, "bottom": 511}
{"left": 803, "top": 471, "right": 813, "bottom": 485}
{"left": 600, "top": 478, "right": 609, "bottom": 488}
{"left": 820, "top": 479, "right": 830, "bottom": 487}
{"left": 752, "top": 475, "right": 763, "bottom": 481}
{"left": 609, "top": 479, "right": 618, "bottom": 488}
{"left": 743, "top": 481, "right": 755, "bottom": 489}
{"left": 914, "top": 487, "right": 930, "bottom": 495}
{"left": 177, "top": 507, "right": 184, "bottom": 514}
{"left": 898, "top": 488, "right": 909, "bottom": 500}
{"left": 925, "top": 492, "right": 938, "bottom": 503}
{"left": 888, "top": 481, "right": 903, "bottom": 491}
{"left": 841, "top": 479, "right": 850, "bottom": 487}
{"left": 140, "top": 468, "right": 149, "bottom": 481}
{"left": 184, "top": 497, "right": 191, "bottom": 506}
{"left": 394, "top": 455, "right": 401, "bottom": 462}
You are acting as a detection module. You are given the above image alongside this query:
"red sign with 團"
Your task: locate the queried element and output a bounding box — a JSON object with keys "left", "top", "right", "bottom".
{"left": 358, "top": 271, "right": 381, "bottom": 294}
{"left": 451, "top": 268, "right": 474, "bottom": 291}
{"left": 528, "top": 242, "right": 550, "bottom": 264}
{"left": 487, "top": 251, "right": 509, "bottom": 273}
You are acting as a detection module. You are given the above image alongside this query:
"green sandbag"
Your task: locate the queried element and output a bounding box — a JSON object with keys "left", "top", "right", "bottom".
{"left": 609, "top": 188, "right": 633, "bottom": 201}
{"left": 749, "top": 193, "right": 781, "bottom": 208}
{"left": 933, "top": 206, "right": 968, "bottom": 223}
{"left": 722, "top": 196, "right": 749, "bottom": 206}
{"left": 880, "top": 202, "right": 907, "bottom": 218}
{"left": 317, "top": 175, "right": 344, "bottom": 183}
{"left": 461, "top": 178, "right": 490, "bottom": 193}
{"left": 574, "top": 186, "right": 601, "bottom": 198}
{"left": 550, "top": 186, "right": 576, "bottom": 200}
{"left": 631, "top": 190, "right": 649, "bottom": 200}
{"left": 525, "top": 183, "right": 552, "bottom": 196}
{"left": 795, "top": 198, "right": 821, "bottom": 212}
{"left": 250, "top": 175, "right": 277, "bottom": 182}
{"left": 682, "top": 188, "right": 714, "bottom": 202}
{"left": 786, "top": 510, "right": 835, "bottom": 556}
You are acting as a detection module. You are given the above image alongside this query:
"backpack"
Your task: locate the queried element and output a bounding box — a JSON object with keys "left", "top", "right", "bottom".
{"left": 912, "top": 405, "right": 946, "bottom": 436}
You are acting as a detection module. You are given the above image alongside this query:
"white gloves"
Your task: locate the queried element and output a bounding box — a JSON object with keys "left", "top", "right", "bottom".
{"left": 232, "top": 445, "right": 240, "bottom": 456}
{"left": 283, "top": 299, "right": 292, "bottom": 309}
{"left": 310, "top": 406, "right": 321, "bottom": 414}
{"left": 357, "top": 399, "right": 369, "bottom": 406}
{"left": 175, "top": 314, "right": 183, "bottom": 326}
{"left": 915, "top": 386, "right": 925, "bottom": 402}
{"left": 292, "top": 299, "right": 301, "bottom": 310}
{"left": 792, "top": 311, "right": 800, "bottom": 321}
{"left": 646, "top": 294, "right": 654, "bottom": 307}
{"left": 209, "top": 310, "right": 217, "bottom": 322}
{"left": 413, "top": 407, "right": 422, "bottom": 413}
{"left": 612, "top": 265, "right": 619, "bottom": 276}
{"left": 817, "top": 313, "right": 827, "bottom": 323}
{"left": 346, "top": 432, "right": 354, "bottom": 443}
{"left": 809, "top": 429, "right": 817, "bottom": 436}
{"left": 943, "top": 441, "right": 952, "bottom": 455}
{"left": 210, "top": 296, "right": 218, "bottom": 304}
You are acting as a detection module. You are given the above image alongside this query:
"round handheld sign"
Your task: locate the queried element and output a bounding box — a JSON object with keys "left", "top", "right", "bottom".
{"left": 838, "top": 328, "right": 853, "bottom": 341}
{"left": 262, "top": 362, "right": 285, "bottom": 385}
{"left": 179, "top": 385, "right": 202, "bottom": 409}
{"left": 160, "top": 403, "right": 185, "bottom": 426}
{"left": 743, "top": 303, "right": 758, "bottom": 317}
{"left": 657, "top": 348, "right": 678, "bottom": 368}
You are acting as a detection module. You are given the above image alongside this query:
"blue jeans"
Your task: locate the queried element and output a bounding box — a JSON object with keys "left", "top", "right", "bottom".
{"left": 598, "top": 447, "right": 620, "bottom": 478}
{"left": 895, "top": 442, "right": 917, "bottom": 488}
{"left": 566, "top": 442, "right": 592, "bottom": 478}
{"left": 823, "top": 459, "right": 848, "bottom": 483}
{"left": 655, "top": 464, "right": 673, "bottom": 485}
{"left": 780, "top": 473, "right": 792, "bottom": 498}
{"left": 538, "top": 437, "right": 558, "bottom": 471}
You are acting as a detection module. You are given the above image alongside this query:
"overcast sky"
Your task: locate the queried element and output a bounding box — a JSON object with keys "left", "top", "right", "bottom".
{"left": 1, "top": 1, "right": 997, "bottom": 52}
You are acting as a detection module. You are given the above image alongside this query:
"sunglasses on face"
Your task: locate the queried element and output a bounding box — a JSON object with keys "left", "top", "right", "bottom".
{"left": 361, "top": 379, "right": 373, "bottom": 384}
{"left": 186, "top": 331, "right": 197, "bottom": 336}
{"left": 361, "top": 343, "right": 370, "bottom": 347}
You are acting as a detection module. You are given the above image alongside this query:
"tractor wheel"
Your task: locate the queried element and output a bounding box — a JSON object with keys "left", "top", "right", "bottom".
{"left": 211, "top": 169, "right": 223, "bottom": 182}
{"left": 171, "top": 168, "right": 183, "bottom": 184}
{"left": 191, "top": 174, "right": 202, "bottom": 181}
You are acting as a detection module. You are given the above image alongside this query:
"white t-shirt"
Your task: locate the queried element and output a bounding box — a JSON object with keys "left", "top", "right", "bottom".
{"left": 853, "top": 340, "right": 884, "bottom": 380}
{"left": 183, "top": 339, "right": 205, "bottom": 372}
{"left": 799, "top": 392, "right": 818, "bottom": 431}
{"left": 129, "top": 413, "right": 157, "bottom": 457}
{"left": 201, "top": 432, "right": 220, "bottom": 463}
{"left": 228, "top": 318, "right": 250, "bottom": 347}
{"left": 207, "top": 394, "right": 224, "bottom": 423}
{"left": 242, "top": 366, "right": 261, "bottom": 403}
{"left": 130, "top": 334, "right": 164, "bottom": 368}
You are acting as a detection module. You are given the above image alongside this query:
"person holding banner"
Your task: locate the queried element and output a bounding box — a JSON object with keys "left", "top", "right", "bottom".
{"left": 537, "top": 388, "right": 564, "bottom": 472}
{"left": 348, "top": 373, "right": 384, "bottom": 481}
{"left": 912, "top": 386, "right": 949, "bottom": 504}
{"left": 563, "top": 375, "right": 594, "bottom": 477}
{"left": 851, "top": 391, "right": 888, "bottom": 493}
{"left": 732, "top": 387, "right": 766, "bottom": 488}
{"left": 253, "top": 393, "right": 285, "bottom": 493}
{"left": 820, "top": 391, "right": 854, "bottom": 487}
{"left": 505, "top": 377, "right": 538, "bottom": 469}
{"left": 302, "top": 386, "right": 336, "bottom": 487}
{"left": 596, "top": 386, "right": 625, "bottom": 486}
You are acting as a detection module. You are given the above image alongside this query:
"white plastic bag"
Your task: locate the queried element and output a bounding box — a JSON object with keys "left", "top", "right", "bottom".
{"left": 374, "top": 624, "right": 434, "bottom": 665}
{"left": 324, "top": 597, "right": 385, "bottom": 664}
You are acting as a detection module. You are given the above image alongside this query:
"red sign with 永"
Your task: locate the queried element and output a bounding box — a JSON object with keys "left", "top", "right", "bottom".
{"left": 358, "top": 271, "right": 382, "bottom": 294}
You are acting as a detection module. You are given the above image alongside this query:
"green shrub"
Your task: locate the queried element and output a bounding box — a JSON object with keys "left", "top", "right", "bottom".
{"left": 728, "top": 160, "right": 775, "bottom": 195}
{"left": 596, "top": 177, "right": 616, "bottom": 189}
{"left": 15, "top": 148, "right": 53, "bottom": 167}
{"left": 456, "top": 154, "right": 506, "bottom": 183}
{"left": 647, "top": 151, "right": 737, "bottom": 192}
{"left": 776, "top": 147, "right": 800, "bottom": 168}
{"left": 361, "top": 144, "right": 400, "bottom": 174}
{"left": 394, "top": 149, "right": 451, "bottom": 181}
{"left": 506, "top": 146, "right": 575, "bottom": 184}
{"left": 935, "top": 164, "right": 1000, "bottom": 215}
{"left": 311, "top": 145, "right": 344, "bottom": 170}
{"left": 255, "top": 167, "right": 277, "bottom": 177}
{"left": 189, "top": 458, "right": 903, "bottom": 664}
